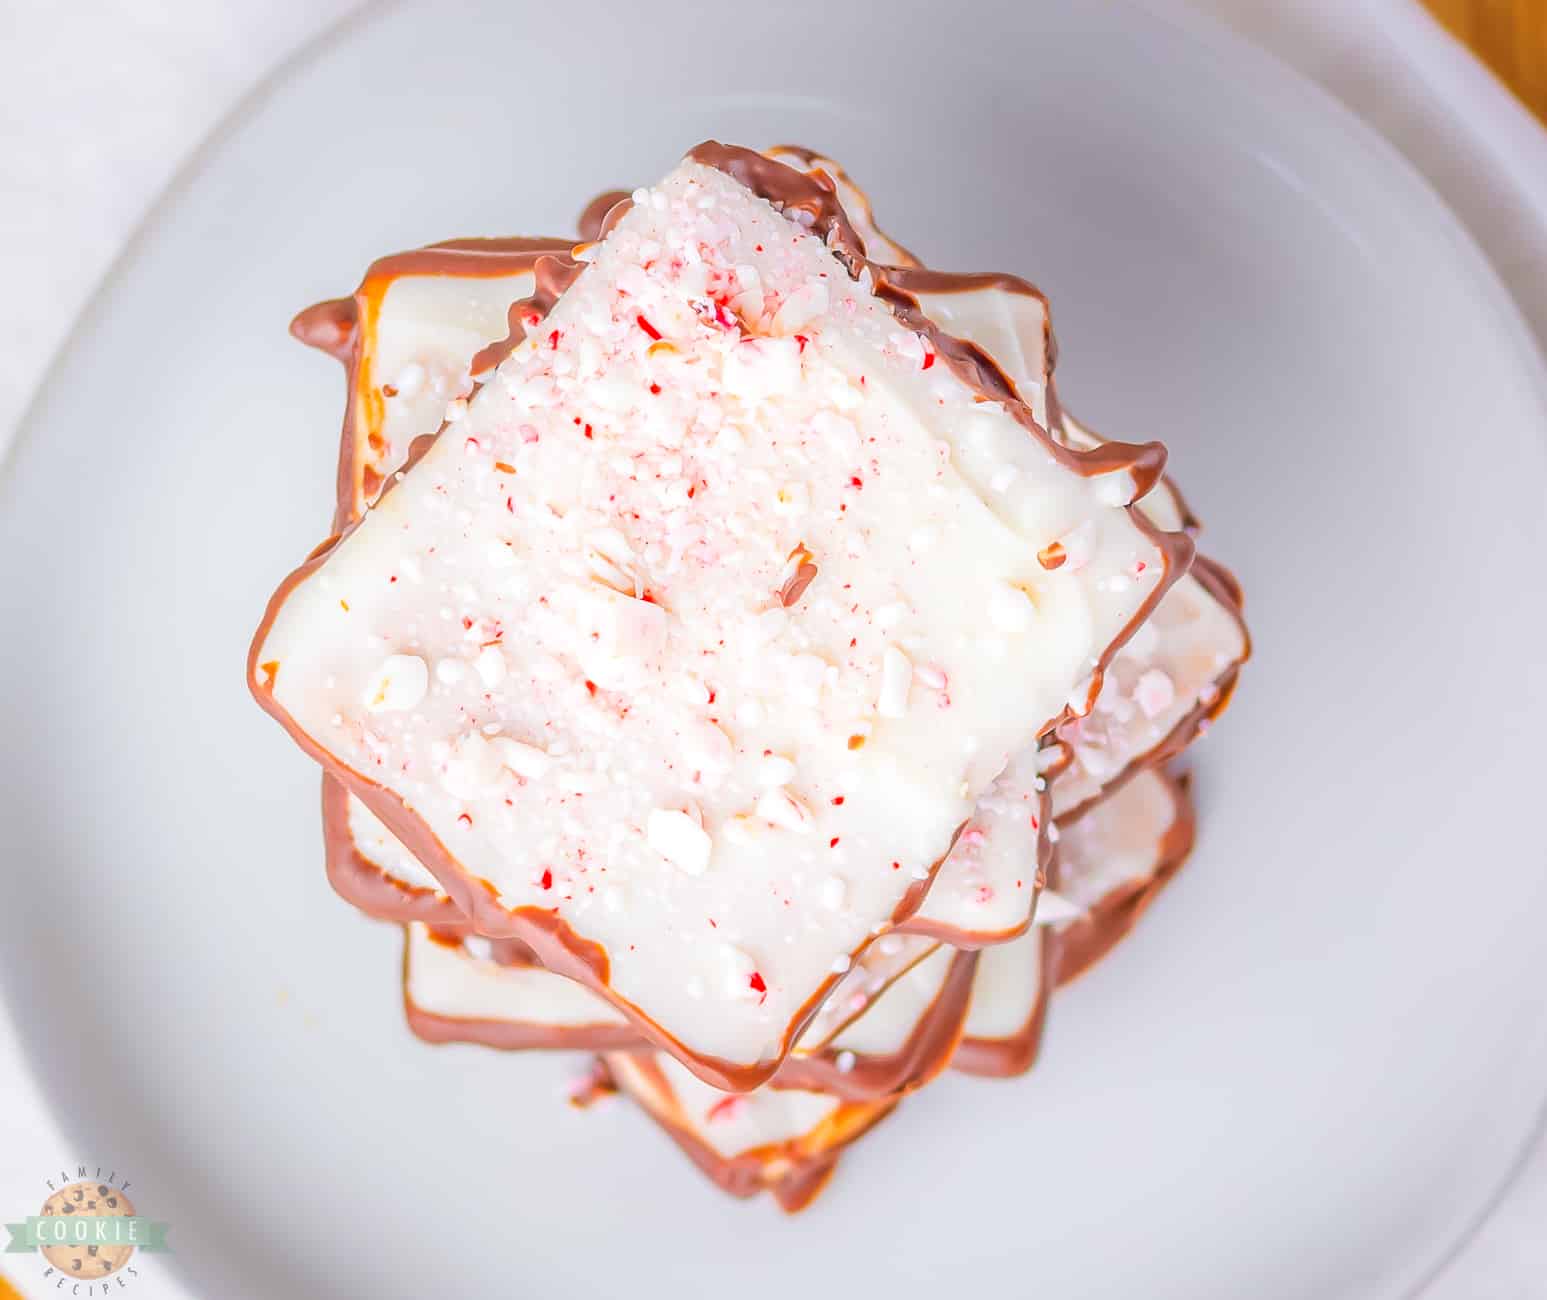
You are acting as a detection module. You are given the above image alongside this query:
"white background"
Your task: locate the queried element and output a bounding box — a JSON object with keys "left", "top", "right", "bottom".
{"left": 1, "top": 1, "right": 1544, "bottom": 1295}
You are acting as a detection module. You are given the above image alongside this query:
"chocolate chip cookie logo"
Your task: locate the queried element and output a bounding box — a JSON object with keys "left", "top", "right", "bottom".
{"left": 5, "top": 1169, "right": 170, "bottom": 1293}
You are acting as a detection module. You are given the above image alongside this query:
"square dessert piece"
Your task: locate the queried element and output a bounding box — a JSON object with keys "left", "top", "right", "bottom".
{"left": 251, "top": 144, "right": 1182, "bottom": 1088}
{"left": 302, "top": 236, "right": 1058, "bottom": 949}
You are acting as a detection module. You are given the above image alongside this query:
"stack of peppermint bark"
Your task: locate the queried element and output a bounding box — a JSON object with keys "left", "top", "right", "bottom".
{"left": 252, "top": 143, "right": 1248, "bottom": 1211}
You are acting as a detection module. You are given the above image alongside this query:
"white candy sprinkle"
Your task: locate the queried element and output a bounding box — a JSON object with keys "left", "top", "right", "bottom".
{"left": 772, "top": 279, "right": 829, "bottom": 335}
{"left": 1134, "top": 668, "right": 1177, "bottom": 718}
{"left": 390, "top": 362, "right": 425, "bottom": 399}
{"left": 462, "top": 936, "right": 493, "bottom": 962}
{"left": 987, "top": 582, "right": 1036, "bottom": 632}
{"left": 1058, "top": 520, "right": 1097, "bottom": 573}
{"left": 830, "top": 954, "right": 852, "bottom": 974}
{"left": 363, "top": 654, "right": 428, "bottom": 713}
{"left": 820, "top": 875, "right": 847, "bottom": 910}
{"left": 441, "top": 731, "right": 504, "bottom": 799}
{"left": 835, "top": 1051, "right": 856, "bottom": 1074}
{"left": 755, "top": 788, "right": 814, "bottom": 833}
{"left": 720, "top": 944, "right": 759, "bottom": 999}
{"left": 877, "top": 646, "right": 912, "bottom": 718}
{"left": 647, "top": 809, "right": 713, "bottom": 875}
{"left": 756, "top": 755, "right": 798, "bottom": 788}
{"left": 474, "top": 645, "right": 507, "bottom": 688}
{"left": 491, "top": 737, "right": 552, "bottom": 780}
{"left": 914, "top": 663, "right": 947, "bottom": 691}
{"left": 1097, "top": 470, "right": 1137, "bottom": 507}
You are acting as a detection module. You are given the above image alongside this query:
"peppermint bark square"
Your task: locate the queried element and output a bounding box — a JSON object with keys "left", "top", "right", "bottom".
{"left": 251, "top": 146, "right": 1175, "bottom": 1088}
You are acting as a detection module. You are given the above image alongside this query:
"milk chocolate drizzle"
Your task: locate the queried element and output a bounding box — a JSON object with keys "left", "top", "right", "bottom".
{"left": 763, "top": 144, "right": 925, "bottom": 268}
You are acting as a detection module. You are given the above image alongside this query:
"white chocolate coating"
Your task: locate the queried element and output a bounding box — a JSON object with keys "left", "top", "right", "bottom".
{"left": 404, "top": 922, "right": 630, "bottom": 1029}
{"left": 347, "top": 795, "right": 443, "bottom": 893}
{"left": 961, "top": 927, "right": 1046, "bottom": 1043}
{"left": 259, "top": 156, "right": 1166, "bottom": 1073}
{"left": 826, "top": 943, "right": 955, "bottom": 1057}
{"left": 343, "top": 263, "right": 540, "bottom": 521}
{"left": 908, "top": 743, "right": 1045, "bottom": 940}
{"left": 1052, "top": 767, "right": 1180, "bottom": 914}
{"left": 796, "top": 932, "right": 938, "bottom": 1051}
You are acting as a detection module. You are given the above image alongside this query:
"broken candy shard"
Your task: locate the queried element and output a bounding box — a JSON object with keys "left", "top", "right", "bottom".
{"left": 251, "top": 144, "right": 1183, "bottom": 1088}
{"left": 600, "top": 1050, "right": 898, "bottom": 1213}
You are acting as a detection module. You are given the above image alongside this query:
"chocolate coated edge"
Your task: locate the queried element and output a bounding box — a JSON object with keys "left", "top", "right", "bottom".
{"left": 291, "top": 238, "right": 576, "bottom": 534}
{"left": 1054, "top": 770, "right": 1198, "bottom": 986}
{"left": 950, "top": 926, "right": 1060, "bottom": 1079}
{"left": 400, "top": 925, "right": 642, "bottom": 1052}
{"left": 895, "top": 765, "right": 1055, "bottom": 948}
{"left": 599, "top": 1052, "right": 899, "bottom": 1213}
{"left": 763, "top": 144, "right": 926, "bottom": 269}
{"left": 321, "top": 774, "right": 466, "bottom": 927}
{"left": 774, "top": 947, "right": 979, "bottom": 1100}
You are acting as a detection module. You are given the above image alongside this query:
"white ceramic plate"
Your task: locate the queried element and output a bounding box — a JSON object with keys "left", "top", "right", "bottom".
{"left": 3, "top": 2, "right": 1545, "bottom": 1296}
